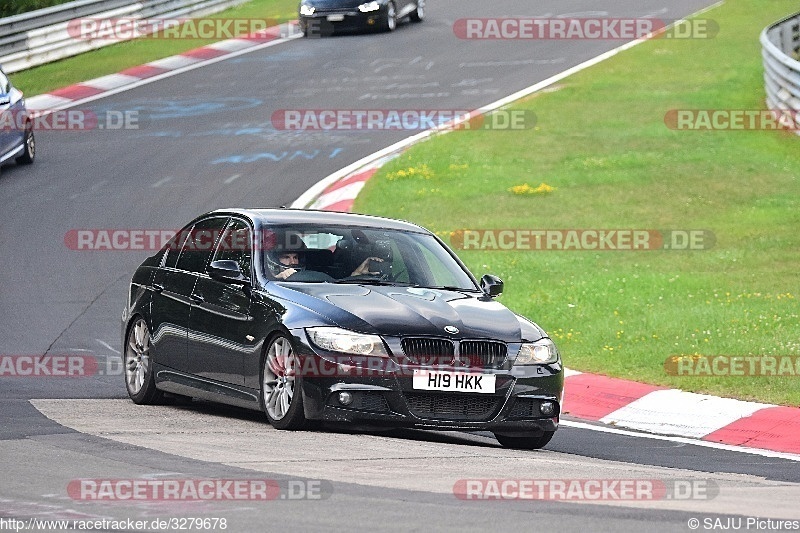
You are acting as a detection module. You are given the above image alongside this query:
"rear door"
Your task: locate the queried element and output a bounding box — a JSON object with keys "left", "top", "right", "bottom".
{"left": 149, "top": 217, "right": 228, "bottom": 373}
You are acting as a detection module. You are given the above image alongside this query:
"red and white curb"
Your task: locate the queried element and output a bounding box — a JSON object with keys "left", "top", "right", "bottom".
{"left": 564, "top": 369, "right": 800, "bottom": 454}
{"left": 23, "top": 21, "right": 301, "bottom": 113}
{"left": 305, "top": 155, "right": 398, "bottom": 212}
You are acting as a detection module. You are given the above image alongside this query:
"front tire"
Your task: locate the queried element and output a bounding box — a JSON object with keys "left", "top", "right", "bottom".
{"left": 494, "top": 431, "right": 555, "bottom": 450}
{"left": 15, "top": 123, "right": 35, "bottom": 165}
{"left": 409, "top": 1, "right": 424, "bottom": 22}
{"left": 261, "top": 334, "right": 309, "bottom": 430}
{"left": 125, "top": 318, "right": 164, "bottom": 404}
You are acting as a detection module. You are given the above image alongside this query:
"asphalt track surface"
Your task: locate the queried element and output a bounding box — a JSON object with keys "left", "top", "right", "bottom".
{"left": 3, "top": 0, "right": 799, "bottom": 531}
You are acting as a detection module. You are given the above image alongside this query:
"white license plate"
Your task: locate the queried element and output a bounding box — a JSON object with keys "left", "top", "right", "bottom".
{"left": 327, "top": 14, "right": 345, "bottom": 21}
{"left": 412, "top": 370, "right": 496, "bottom": 394}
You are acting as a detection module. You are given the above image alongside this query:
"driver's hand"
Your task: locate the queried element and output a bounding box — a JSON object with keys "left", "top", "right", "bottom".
{"left": 275, "top": 268, "right": 297, "bottom": 280}
{"left": 351, "top": 257, "right": 383, "bottom": 276}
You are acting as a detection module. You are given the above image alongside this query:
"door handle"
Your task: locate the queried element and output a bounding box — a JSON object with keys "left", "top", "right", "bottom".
{"left": 151, "top": 283, "right": 164, "bottom": 293}
{"left": 190, "top": 294, "right": 205, "bottom": 303}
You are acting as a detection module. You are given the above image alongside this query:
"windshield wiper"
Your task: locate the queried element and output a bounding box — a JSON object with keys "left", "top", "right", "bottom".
{"left": 413, "top": 285, "right": 481, "bottom": 293}
{"left": 334, "top": 278, "right": 413, "bottom": 286}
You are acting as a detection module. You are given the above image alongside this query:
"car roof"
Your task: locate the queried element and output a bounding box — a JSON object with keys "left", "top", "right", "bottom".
{"left": 207, "top": 208, "right": 430, "bottom": 233}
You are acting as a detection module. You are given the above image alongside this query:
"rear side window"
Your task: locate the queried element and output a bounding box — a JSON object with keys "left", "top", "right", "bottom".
{"left": 175, "top": 217, "right": 229, "bottom": 273}
{"left": 0, "top": 72, "right": 10, "bottom": 95}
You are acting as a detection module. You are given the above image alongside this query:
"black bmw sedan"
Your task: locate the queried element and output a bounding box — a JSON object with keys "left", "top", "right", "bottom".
{"left": 298, "top": 0, "right": 424, "bottom": 36}
{"left": 123, "top": 209, "right": 563, "bottom": 449}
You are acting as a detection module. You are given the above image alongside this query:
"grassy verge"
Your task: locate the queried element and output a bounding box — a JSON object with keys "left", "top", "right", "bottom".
{"left": 2, "top": 0, "right": 74, "bottom": 18}
{"left": 354, "top": 1, "right": 800, "bottom": 406}
{"left": 8, "top": 0, "right": 298, "bottom": 96}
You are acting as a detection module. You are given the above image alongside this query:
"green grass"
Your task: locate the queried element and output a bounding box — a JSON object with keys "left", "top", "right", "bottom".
{"left": 354, "top": 1, "right": 800, "bottom": 406}
{"left": 1, "top": 0, "right": 74, "bottom": 18}
{"left": 8, "top": 0, "right": 298, "bottom": 96}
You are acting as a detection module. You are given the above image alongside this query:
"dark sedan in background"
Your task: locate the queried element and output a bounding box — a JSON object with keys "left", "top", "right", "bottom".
{"left": 123, "top": 209, "right": 563, "bottom": 449}
{"left": 0, "top": 67, "right": 35, "bottom": 170}
{"left": 298, "top": 0, "right": 424, "bottom": 36}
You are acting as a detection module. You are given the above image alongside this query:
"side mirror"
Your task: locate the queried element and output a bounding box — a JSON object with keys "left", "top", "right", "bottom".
{"left": 208, "top": 260, "right": 250, "bottom": 285}
{"left": 480, "top": 274, "right": 504, "bottom": 297}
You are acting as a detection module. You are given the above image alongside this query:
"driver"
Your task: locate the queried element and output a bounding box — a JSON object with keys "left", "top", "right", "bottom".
{"left": 267, "top": 250, "right": 307, "bottom": 280}
{"left": 268, "top": 249, "right": 384, "bottom": 280}
{"left": 266, "top": 230, "right": 385, "bottom": 281}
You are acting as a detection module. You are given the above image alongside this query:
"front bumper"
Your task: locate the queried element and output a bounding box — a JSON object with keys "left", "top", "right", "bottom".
{"left": 299, "top": 8, "right": 386, "bottom": 34}
{"left": 291, "top": 329, "right": 563, "bottom": 434}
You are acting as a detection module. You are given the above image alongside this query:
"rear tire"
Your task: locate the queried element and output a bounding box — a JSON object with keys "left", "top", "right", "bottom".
{"left": 409, "top": 1, "right": 424, "bottom": 22}
{"left": 125, "top": 318, "right": 164, "bottom": 405}
{"left": 15, "top": 123, "right": 35, "bottom": 165}
{"left": 261, "top": 334, "right": 309, "bottom": 430}
{"left": 494, "top": 431, "right": 555, "bottom": 450}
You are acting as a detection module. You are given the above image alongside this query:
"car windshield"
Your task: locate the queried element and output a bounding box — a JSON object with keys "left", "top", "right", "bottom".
{"left": 261, "top": 224, "right": 477, "bottom": 290}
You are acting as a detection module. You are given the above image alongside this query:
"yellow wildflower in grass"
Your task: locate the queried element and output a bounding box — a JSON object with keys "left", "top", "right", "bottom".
{"left": 508, "top": 182, "right": 556, "bottom": 195}
{"left": 386, "top": 164, "right": 434, "bottom": 181}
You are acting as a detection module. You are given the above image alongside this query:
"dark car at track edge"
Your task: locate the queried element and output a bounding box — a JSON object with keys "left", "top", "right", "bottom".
{"left": 298, "top": 0, "right": 424, "bottom": 36}
{"left": 122, "top": 209, "right": 563, "bottom": 449}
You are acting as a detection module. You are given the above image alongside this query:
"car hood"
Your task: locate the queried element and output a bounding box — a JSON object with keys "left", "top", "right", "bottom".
{"left": 272, "top": 283, "right": 544, "bottom": 342}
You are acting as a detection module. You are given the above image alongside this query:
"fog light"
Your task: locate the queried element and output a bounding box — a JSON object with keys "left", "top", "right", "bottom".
{"left": 338, "top": 392, "right": 354, "bottom": 406}
{"left": 540, "top": 401, "right": 555, "bottom": 416}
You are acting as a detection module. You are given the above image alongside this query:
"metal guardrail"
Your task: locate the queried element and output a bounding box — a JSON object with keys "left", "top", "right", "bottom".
{"left": 761, "top": 11, "right": 800, "bottom": 136}
{"left": 0, "top": 0, "right": 251, "bottom": 73}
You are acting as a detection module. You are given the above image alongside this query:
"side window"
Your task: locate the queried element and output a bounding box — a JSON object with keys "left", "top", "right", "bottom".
{"left": 162, "top": 226, "right": 191, "bottom": 269}
{"left": 0, "top": 72, "right": 9, "bottom": 95}
{"left": 175, "top": 217, "right": 228, "bottom": 273}
{"left": 212, "top": 219, "right": 252, "bottom": 278}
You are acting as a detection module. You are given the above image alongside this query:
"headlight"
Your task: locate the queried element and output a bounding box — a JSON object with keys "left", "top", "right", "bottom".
{"left": 300, "top": 4, "right": 315, "bottom": 15}
{"left": 358, "top": 1, "right": 381, "bottom": 12}
{"left": 515, "top": 338, "right": 559, "bottom": 365}
{"left": 306, "top": 327, "right": 389, "bottom": 357}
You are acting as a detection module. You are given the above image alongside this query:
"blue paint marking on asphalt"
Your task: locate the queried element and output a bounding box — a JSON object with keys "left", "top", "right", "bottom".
{"left": 211, "top": 148, "right": 344, "bottom": 164}
{"left": 132, "top": 125, "right": 367, "bottom": 139}
{"left": 94, "top": 98, "right": 263, "bottom": 120}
